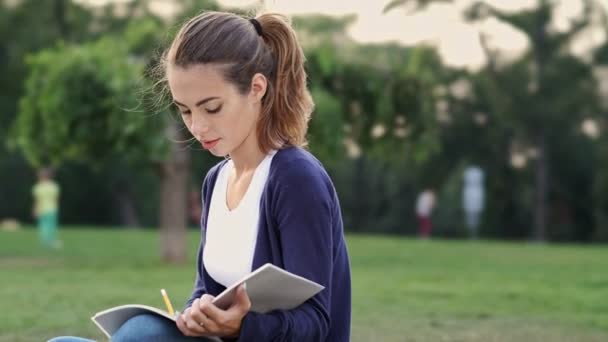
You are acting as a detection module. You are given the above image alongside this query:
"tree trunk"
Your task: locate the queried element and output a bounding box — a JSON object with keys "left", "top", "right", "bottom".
{"left": 532, "top": 3, "right": 549, "bottom": 242}
{"left": 53, "top": 0, "right": 68, "bottom": 38}
{"left": 113, "top": 180, "right": 140, "bottom": 228}
{"left": 533, "top": 131, "right": 547, "bottom": 241}
{"left": 159, "top": 122, "right": 191, "bottom": 264}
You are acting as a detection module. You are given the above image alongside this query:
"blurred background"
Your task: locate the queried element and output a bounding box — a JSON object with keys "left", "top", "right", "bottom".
{"left": 1, "top": 0, "right": 608, "bottom": 341}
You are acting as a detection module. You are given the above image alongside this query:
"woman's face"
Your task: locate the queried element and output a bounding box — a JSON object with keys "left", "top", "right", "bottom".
{"left": 167, "top": 64, "right": 265, "bottom": 157}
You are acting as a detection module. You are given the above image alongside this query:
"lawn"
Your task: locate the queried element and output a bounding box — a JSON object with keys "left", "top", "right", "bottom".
{"left": 1, "top": 227, "right": 607, "bottom": 341}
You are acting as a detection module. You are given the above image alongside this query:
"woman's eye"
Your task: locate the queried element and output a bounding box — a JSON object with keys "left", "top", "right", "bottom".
{"left": 207, "top": 106, "right": 222, "bottom": 114}
{"left": 180, "top": 110, "right": 191, "bottom": 115}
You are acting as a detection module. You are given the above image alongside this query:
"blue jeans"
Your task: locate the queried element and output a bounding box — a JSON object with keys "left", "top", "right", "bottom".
{"left": 48, "top": 314, "right": 219, "bottom": 341}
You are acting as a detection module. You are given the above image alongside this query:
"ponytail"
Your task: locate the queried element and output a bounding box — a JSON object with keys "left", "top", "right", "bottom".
{"left": 255, "top": 13, "right": 314, "bottom": 152}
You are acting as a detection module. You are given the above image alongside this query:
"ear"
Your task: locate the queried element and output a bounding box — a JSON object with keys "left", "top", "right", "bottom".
{"left": 249, "top": 73, "right": 267, "bottom": 102}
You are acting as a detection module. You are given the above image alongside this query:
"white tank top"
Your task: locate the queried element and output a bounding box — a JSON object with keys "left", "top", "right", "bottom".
{"left": 203, "top": 151, "right": 276, "bottom": 288}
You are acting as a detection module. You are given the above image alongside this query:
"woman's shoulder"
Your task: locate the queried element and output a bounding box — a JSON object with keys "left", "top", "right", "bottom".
{"left": 270, "top": 146, "right": 332, "bottom": 189}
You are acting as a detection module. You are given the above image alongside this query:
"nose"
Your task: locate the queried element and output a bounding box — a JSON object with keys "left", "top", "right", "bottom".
{"left": 190, "top": 113, "right": 210, "bottom": 138}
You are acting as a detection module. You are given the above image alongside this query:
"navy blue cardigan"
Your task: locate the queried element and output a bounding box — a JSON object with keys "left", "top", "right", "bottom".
{"left": 185, "top": 146, "right": 352, "bottom": 342}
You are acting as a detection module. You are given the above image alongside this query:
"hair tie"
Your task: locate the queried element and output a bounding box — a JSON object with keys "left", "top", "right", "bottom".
{"left": 249, "top": 18, "right": 263, "bottom": 36}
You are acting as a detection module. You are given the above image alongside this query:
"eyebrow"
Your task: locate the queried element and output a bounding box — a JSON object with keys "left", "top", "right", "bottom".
{"left": 173, "top": 96, "right": 220, "bottom": 108}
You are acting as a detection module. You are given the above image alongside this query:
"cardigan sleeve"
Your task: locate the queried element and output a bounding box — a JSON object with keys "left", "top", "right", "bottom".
{"left": 236, "top": 158, "right": 334, "bottom": 341}
{"left": 184, "top": 242, "right": 207, "bottom": 309}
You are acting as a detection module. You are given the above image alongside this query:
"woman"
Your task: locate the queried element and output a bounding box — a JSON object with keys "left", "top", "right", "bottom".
{"left": 50, "top": 10, "right": 351, "bottom": 342}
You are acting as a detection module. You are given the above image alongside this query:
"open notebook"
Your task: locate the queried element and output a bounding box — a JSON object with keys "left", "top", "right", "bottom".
{"left": 91, "top": 263, "right": 324, "bottom": 339}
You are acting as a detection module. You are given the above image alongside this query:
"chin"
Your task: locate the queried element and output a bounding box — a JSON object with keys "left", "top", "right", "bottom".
{"left": 208, "top": 145, "right": 231, "bottom": 158}
{"left": 208, "top": 149, "right": 225, "bottom": 157}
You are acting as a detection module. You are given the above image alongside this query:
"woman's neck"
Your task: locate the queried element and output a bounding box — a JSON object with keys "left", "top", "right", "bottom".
{"left": 229, "top": 130, "right": 266, "bottom": 176}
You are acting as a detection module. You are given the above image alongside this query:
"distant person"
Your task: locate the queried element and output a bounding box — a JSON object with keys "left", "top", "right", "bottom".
{"left": 463, "top": 166, "right": 485, "bottom": 239}
{"left": 32, "top": 167, "right": 61, "bottom": 248}
{"left": 416, "top": 189, "right": 436, "bottom": 239}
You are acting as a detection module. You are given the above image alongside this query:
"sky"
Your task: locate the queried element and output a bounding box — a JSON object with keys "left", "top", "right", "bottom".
{"left": 220, "top": 0, "right": 607, "bottom": 70}
{"left": 80, "top": 0, "right": 607, "bottom": 71}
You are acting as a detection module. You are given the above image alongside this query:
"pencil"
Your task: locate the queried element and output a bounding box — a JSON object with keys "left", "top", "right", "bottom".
{"left": 160, "top": 288, "right": 175, "bottom": 316}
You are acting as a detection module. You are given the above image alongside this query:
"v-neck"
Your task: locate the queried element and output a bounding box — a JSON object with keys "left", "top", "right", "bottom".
{"left": 221, "top": 153, "right": 273, "bottom": 213}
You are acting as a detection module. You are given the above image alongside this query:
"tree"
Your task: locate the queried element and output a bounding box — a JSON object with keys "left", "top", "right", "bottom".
{"left": 383, "top": 0, "right": 452, "bottom": 14}
{"left": 9, "top": 0, "right": 227, "bottom": 262}
{"left": 10, "top": 27, "right": 190, "bottom": 263}
{"left": 387, "top": 0, "right": 607, "bottom": 241}
{"left": 0, "top": 0, "right": 95, "bottom": 221}
{"left": 294, "top": 13, "right": 449, "bottom": 233}
{"left": 590, "top": 8, "right": 608, "bottom": 241}
{"left": 464, "top": 0, "right": 604, "bottom": 240}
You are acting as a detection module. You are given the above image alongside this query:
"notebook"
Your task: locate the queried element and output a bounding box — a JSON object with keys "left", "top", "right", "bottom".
{"left": 91, "top": 263, "right": 324, "bottom": 338}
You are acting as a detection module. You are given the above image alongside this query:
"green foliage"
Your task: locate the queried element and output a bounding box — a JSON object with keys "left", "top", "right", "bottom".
{"left": 308, "top": 86, "right": 344, "bottom": 161}
{"left": 123, "top": 17, "right": 166, "bottom": 56}
{"left": 383, "top": 0, "right": 453, "bottom": 14}
{"left": 3, "top": 0, "right": 608, "bottom": 242}
{"left": 0, "top": 0, "right": 93, "bottom": 141}
{"left": 306, "top": 43, "right": 444, "bottom": 165}
{"left": 10, "top": 37, "right": 167, "bottom": 167}
{"left": 293, "top": 13, "right": 357, "bottom": 38}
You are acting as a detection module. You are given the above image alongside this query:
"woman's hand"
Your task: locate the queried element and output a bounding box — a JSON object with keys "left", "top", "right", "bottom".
{"left": 177, "top": 284, "right": 251, "bottom": 338}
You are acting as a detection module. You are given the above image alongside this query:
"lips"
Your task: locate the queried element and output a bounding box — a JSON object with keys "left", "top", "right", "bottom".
{"left": 202, "top": 138, "right": 220, "bottom": 150}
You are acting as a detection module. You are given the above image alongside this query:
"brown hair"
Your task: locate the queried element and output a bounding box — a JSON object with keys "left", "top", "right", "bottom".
{"left": 162, "top": 11, "right": 314, "bottom": 153}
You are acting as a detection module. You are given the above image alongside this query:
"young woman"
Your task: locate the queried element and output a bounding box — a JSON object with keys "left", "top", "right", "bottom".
{"left": 50, "top": 10, "right": 351, "bottom": 342}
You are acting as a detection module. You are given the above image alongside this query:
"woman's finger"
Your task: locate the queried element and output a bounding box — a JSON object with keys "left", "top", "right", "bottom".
{"left": 183, "top": 304, "right": 208, "bottom": 335}
{"left": 190, "top": 299, "right": 211, "bottom": 325}
{"left": 199, "top": 298, "right": 227, "bottom": 326}
{"left": 184, "top": 317, "right": 208, "bottom": 335}
{"left": 228, "top": 284, "right": 252, "bottom": 316}
{"left": 189, "top": 298, "right": 206, "bottom": 324}
{"left": 198, "top": 312, "right": 220, "bottom": 333}
{"left": 200, "top": 293, "right": 215, "bottom": 302}
{"left": 177, "top": 311, "right": 199, "bottom": 337}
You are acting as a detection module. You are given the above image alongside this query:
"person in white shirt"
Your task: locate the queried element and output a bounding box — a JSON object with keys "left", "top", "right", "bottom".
{"left": 463, "top": 166, "right": 485, "bottom": 239}
{"left": 415, "top": 189, "right": 436, "bottom": 238}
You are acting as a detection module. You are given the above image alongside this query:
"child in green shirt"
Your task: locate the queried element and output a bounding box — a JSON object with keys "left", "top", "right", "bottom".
{"left": 32, "top": 168, "right": 61, "bottom": 248}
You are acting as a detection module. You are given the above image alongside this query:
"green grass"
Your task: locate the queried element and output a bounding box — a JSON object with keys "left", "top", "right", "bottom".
{"left": 1, "top": 227, "right": 607, "bottom": 341}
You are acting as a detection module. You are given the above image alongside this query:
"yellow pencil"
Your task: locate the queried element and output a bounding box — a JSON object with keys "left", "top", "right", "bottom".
{"left": 160, "top": 288, "right": 175, "bottom": 316}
